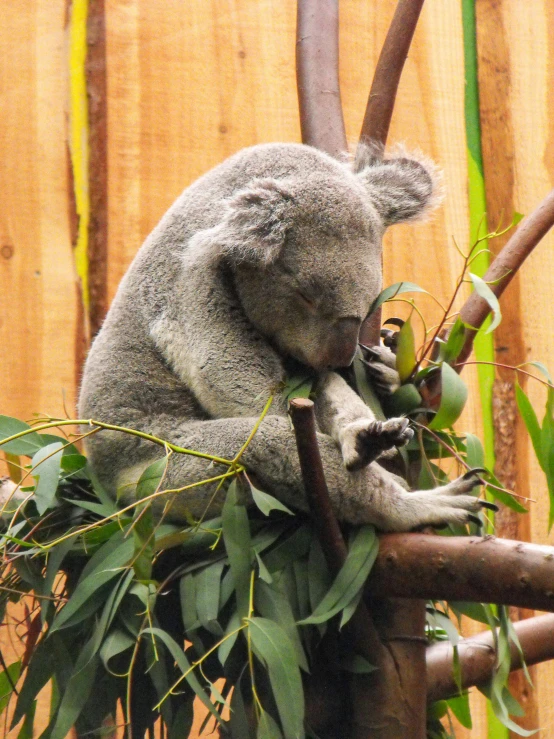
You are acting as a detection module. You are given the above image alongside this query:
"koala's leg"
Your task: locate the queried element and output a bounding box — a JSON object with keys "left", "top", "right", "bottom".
{"left": 315, "top": 372, "right": 413, "bottom": 471}
{"left": 111, "top": 415, "right": 493, "bottom": 531}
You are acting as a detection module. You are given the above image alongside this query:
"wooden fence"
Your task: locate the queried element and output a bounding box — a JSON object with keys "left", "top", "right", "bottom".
{"left": 1, "top": 1, "right": 554, "bottom": 736}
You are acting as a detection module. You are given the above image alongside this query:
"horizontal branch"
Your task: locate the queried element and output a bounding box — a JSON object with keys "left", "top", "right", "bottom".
{"left": 296, "top": 0, "right": 346, "bottom": 158}
{"left": 426, "top": 613, "right": 554, "bottom": 702}
{"left": 458, "top": 187, "right": 554, "bottom": 365}
{"left": 368, "top": 533, "right": 554, "bottom": 612}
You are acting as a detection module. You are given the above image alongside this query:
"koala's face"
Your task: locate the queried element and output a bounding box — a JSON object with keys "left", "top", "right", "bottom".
{"left": 222, "top": 151, "right": 435, "bottom": 372}
{"left": 231, "top": 178, "right": 382, "bottom": 371}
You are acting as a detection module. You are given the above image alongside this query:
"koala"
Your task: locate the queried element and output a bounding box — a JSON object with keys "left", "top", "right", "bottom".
{"left": 78, "top": 143, "right": 490, "bottom": 532}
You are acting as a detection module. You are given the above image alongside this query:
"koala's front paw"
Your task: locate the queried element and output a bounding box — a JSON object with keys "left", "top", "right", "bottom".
{"left": 340, "top": 417, "right": 414, "bottom": 471}
{"left": 411, "top": 468, "right": 498, "bottom": 530}
{"left": 363, "top": 345, "right": 400, "bottom": 396}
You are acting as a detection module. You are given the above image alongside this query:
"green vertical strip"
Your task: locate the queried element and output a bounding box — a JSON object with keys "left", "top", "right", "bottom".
{"left": 69, "top": 0, "right": 90, "bottom": 314}
{"left": 461, "top": 4, "right": 505, "bottom": 737}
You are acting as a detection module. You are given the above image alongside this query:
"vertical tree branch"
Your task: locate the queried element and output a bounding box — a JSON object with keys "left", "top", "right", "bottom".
{"left": 296, "top": 0, "right": 347, "bottom": 158}
{"left": 358, "top": 0, "right": 426, "bottom": 151}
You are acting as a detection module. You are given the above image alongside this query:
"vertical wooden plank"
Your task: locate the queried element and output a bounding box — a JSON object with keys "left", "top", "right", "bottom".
{"left": 0, "top": 3, "right": 80, "bottom": 735}
{"left": 504, "top": 0, "right": 554, "bottom": 733}
{"left": 0, "top": 2, "right": 78, "bottom": 419}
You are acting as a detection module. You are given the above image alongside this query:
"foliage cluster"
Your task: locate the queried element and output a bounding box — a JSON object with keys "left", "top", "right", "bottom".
{"left": 1, "top": 231, "right": 554, "bottom": 738}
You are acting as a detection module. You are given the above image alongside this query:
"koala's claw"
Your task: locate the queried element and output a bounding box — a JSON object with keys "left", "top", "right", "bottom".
{"left": 341, "top": 416, "right": 413, "bottom": 471}
{"left": 462, "top": 467, "right": 487, "bottom": 481}
{"left": 466, "top": 513, "right": 483, "bottom": 528}
{"left": 480, "top": 500, "right": 499, "bottom": 512}
{"left": 362, "top": 345, "right": 401, "bottom": 396}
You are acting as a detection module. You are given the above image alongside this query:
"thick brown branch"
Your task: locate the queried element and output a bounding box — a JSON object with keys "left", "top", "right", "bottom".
{"left": 358, "top": 0, "right": 425, "bottom": 150}
{"left": 458, "top": 187, "right": 554, "bottom": 366}
{"left": 426, "top": 613, "right": 554, "bottom": 702}
{"left": 296, "top": 0, "right": 347, "bottom": 158}
{"left": 368, "top": 534, "right": 554, "bottom": 612}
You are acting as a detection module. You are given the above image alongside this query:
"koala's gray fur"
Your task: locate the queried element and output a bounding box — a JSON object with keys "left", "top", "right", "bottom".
{"left": 79, "top": 143, "right": 486, "bottom": 532}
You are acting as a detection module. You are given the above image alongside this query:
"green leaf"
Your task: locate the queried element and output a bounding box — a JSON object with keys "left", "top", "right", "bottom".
{"left": 12, "top": 637, "right": 57, "bottom": 727}
{"left": 449, "top": 601, "right": 493, "bottom": 626}
{"left": 255, "top": 581, "right": 308, "bottom": 671}
{"left": 141, "top": 627, "right": 222, "bottom": 725}
{"left": 99, "top": 628, "right": 135, "bottom": 671}
{"left": 256, "top": 552, "right": 273, "bottom": 584}
{"left": 132, "top": 457, "right": 168, "bottom": 581}
{"left": 298, "top": 526, "right": 378, "bottom": 626}
{"left": 218, "top": 610, "right": 241, "bottom": 666}
{"left": 0, "top": 660, "right": 21, "bottom": 713}
{"left": 264, "top": 524, "right": 312, "bottom": 573}
{"left": 0, "top": 416, "right": 45, "bottom": 456}
{"left": 222, "top": 479, "right": 253, "bottom": 618}
{"left": 31, "top": 442, "right": 64, "bottom": 514}
{"left": 257, "top": 709, "right": 283, "bottom": 739}
{"left": 283, "top": 374, "right": 314, "bottom": 403}
{"left": 195, "top": 560, "right": 225, "bottom": 635}
{"left": 515, "top": 383, "right": 542, "bottom": 464}
{"left": 51, "top": 533, "right": 134, "bottom": 631}
{"left": 180, "top": 573, "right": 200, "bottom": 633}
{"left": 367, "top": 282, "right": 428, "bottom": 317}
{"left": 339, "top": 654, "right": 377, "bottom": 674}
{"left": 48, "top": 656, "right": 98, "bottom": 739}
{"left": 386, "top": 383, "right": 422, "bottom": 416}
{"left": 248, "top": 617, "right": 304, "bottom": 739}
{"left": 429, "top": 363, "right": 468, "bottom": 430}
{"left": 353, "top": 353, "right": 385, "bottom": 421}
{"left": 427, "top": 608, "right": 459, "bottom": 645}
{"left": 250, "top": 484, "right": 294, "bottom": 517}
{"left": 468, "top": 273, "right": 502, "bottom": 333}
{"left": 395, "top": 317, "right": 417, "bottom": 382}
{"left": 16, "top": 698, "right": 36, "bottom": 739}
{"left": 448, "top": 693, "right": 472, "bottom": 729}
{"left": 60, "top": 454, "right": 87, "bottom": 475}
{"left": 442, "top": 319, "right": 466, "bottom": 364}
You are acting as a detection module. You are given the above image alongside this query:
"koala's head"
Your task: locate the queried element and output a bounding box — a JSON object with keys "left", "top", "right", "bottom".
{"left": 218, "top": 150, "right": 438, "bottom": 372}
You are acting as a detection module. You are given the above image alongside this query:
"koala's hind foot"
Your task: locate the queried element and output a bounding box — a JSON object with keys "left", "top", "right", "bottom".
{"left": 362, "top": 344, "right": 400, "bottom": 396}
{"left": 400, "top": 468, "right": 498, "bottom": 532}
{"left": 341, "top": 417, "right": 413, "bottom": 471}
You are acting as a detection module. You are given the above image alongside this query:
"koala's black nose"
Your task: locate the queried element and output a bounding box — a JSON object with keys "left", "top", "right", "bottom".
{"left": 327, "top": 317, "right": 360, "bottom": 368}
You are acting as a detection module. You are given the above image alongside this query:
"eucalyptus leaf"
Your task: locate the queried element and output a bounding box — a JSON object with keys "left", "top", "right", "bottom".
{"left": 447, "top": 693, "right": 472, "bottom": 729}
{"left": 442, "top": 319, "right": 466, "bottom": 364}
{"left": 257, "top": 709, "right": 283, "bottom": 739}
{"left": 0, "top": 416, "right": 45, "bottom": 456}
{"left": 283, "top": 374, "right": 314, "bottom": 403}
{"left": 298, "top": 526, "right": 378, "bottom": 626}
{"left": 367, "top": 281, "right": 428, "bottom": 316}
{"left": 222, "top": 480, "right": 253, "bottom": 618}
{"left": 248, "top": 617, "right": 305, "bottom": 739}
{"left": 141, "top": 627, "right": 222, "bottom": 725}
{"left": 47, "top": 655, "right": 98, "bottom": 739}
{"left": 469, "top": 273, "right": 502, "bottom": 333}
{"left": 428, "top": 363, "right": 468, "bottom": 430}
{"left": 255, "top": 580, "right": 308, "bottom": 671}
{"left": 386, "top": 383, "right": 422, "bottom": 416}
{"left": 195, "top": 560, "right": 225, "bottom": 635}
{"left": 395, "top": 317, "right": 417, "bottom": 382}
{"left": 218, "top": 610, "right": 241, "bottom": 666}
{"left": 0, "top": 660, "right": 21, "bottom": 713}
{"left": 31, "top": 442, "right": 64, "bottom": 515}
{"left": 250, "top": 484, "right": 294, "bottom": 517}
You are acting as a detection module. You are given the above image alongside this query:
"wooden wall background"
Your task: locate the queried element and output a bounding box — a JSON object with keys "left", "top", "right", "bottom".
{"left": 1, "top": 0, "right": 554, "bottom": 736}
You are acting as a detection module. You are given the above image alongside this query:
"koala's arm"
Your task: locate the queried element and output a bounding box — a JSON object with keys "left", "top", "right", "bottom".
{"left": 149, "top": 260, "right": 287, "bottom": 419}
{"left": 315, "top": 368, "right": 412, "bottom": 471}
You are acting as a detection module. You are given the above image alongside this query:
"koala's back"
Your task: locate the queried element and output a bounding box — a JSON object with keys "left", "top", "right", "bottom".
{"left": 78, "top": 144, "right": 351, "bottom": 484}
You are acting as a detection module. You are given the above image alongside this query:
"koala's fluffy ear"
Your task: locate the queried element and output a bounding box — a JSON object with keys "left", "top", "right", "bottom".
{"left": 221, "top": 178, "right": 294, "bottom": 265}
{"left": 355, "top": 146, "right": 441, "bottom": 227}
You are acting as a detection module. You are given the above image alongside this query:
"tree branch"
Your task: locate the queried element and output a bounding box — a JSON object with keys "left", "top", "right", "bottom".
{"left": 426, "top": 613, "right": 554, "bottom": 702}
{"left": 457, "top": 187, "right": 554, "bottom": 365}
{"left": 368, "top": 533, "right": 554, "bottom": 613}
{"left": 289, "top": 398, "right": 426, "bottom": 738}
{"left": 296, "top": 0, "right": 347, "bottom": 158}
{"left": 358, "top": 0, "right": 426, "bottom": 150}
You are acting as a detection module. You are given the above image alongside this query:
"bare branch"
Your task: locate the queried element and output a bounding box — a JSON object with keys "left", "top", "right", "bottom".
{"left": 296, "top": 0, "right": 346, "bottom": 158}
{"left": 368, "top": 533, "right": 554, "bottom": 613}
{"left": 458, "top": 188, "right": 554, "bottom": 366}
{"left": 358, "top": 0, "right": 426, "bottom": 150}
{"left": 426, "top": 613, "right": 554, "bottom": 702}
